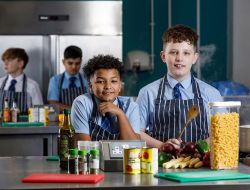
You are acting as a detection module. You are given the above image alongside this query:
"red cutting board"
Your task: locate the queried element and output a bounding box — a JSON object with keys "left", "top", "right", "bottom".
{"left": 22, "top": 173, "right": 105, "bottom": 183}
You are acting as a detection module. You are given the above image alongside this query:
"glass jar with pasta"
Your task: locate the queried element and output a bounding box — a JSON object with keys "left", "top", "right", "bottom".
{"left": 209, "top": 101, "right": 241, "bottom": 170}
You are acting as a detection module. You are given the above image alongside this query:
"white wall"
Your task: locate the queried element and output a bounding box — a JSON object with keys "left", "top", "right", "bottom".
{"left": 232, "top": 0, "right": 250, "bottom": 89}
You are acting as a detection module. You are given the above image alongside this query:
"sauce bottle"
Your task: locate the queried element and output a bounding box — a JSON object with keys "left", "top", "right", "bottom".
{"left": 58, "top": 109, "right": 75, "bottom": 170}
{"left": 10, "top": 100, "right": 20, "bottom": 122}
{"left": 3, "top": 98, "right": 10, "bottom": 122}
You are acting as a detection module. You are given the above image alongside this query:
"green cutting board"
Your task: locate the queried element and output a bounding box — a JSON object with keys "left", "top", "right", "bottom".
{"left": 1, "top": 122, "right": 44, "bottom": 127}
{"left": 154, "top": 170, "right": 250, "bottom": 183}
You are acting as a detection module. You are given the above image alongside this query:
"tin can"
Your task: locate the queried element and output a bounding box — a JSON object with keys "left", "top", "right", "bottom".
{"left": 141, "top": 147, "right": 158, "bottom": 174}
{"left": 123, "top": 148, "right": 141, "bottom": 174}
{"left": 28, "top": 107, "right": 39, "bottom": 122}
{"left": 39, "top": 106, "right": 49, "bottom": 124}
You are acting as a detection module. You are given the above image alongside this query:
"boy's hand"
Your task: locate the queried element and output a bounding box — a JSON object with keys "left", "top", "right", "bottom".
{"left": 165, "top": 138, "right": 182, "bottom": 149}
{"left": 99, "top": 102, "right": 122, "bottom": 116}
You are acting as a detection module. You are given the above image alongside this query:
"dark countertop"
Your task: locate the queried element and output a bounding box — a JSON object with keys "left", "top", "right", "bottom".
{"left": 1, "top": 156, "right": 250, "bottom": 190}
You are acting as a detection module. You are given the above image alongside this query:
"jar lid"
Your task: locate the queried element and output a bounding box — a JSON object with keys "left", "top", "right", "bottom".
{"left": 78, "top": 150, "right": 88, "bottom": 156}
{"left": 90, "top": 149, "right": 99, "bottom": 156}
{"left": 209, "top": 101, "right": 241, "bottom": 107}
{"left": 69, "top": 149, "right": 78, "bottom": 155}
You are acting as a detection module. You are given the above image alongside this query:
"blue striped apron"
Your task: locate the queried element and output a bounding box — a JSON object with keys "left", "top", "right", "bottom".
{"left": 59, "top": 72, "right": 86, "bottom": 106}
{"left": 0, "top": 74, "right": 28, "bottom": 114}
{"left": 150, "top": 75, "right": 209, "bottom": 142}
{"left": 89, "top": 94, "right": 129, "bottom": 141}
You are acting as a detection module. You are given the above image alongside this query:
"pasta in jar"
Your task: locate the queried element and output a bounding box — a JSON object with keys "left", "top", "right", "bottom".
{"left": 209, "top": 102, "right": 241, "bottom": 170}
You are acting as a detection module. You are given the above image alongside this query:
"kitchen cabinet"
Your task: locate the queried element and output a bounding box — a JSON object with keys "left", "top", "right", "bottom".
{"left": 0, "top": 124, "right": 59, "bottom": 156}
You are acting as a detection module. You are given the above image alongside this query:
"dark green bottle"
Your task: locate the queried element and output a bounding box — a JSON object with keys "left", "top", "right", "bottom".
{"left": 59, "top": 109, "right": 75, "bottom": 170}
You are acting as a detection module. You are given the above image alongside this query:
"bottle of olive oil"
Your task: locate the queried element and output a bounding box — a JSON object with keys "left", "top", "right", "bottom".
{"left": 58, "top": 109, "right": 75, "bottom": 170}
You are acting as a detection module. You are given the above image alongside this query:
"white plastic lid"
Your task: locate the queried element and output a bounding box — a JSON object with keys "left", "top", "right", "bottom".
{"left": 208, "top": 101, "right": 241, "bottom": 108}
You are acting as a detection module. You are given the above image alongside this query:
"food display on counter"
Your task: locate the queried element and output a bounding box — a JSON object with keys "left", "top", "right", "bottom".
{"left": 209, "top": 101, "right": 241, "bottom": 170}
{"left": 158, "top": 139, "right": 210, "bottom": 169}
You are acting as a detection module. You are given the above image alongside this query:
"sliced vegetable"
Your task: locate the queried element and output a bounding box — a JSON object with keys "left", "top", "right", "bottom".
{"left": 196, "top": 139, "right": 210, "bottom": 154}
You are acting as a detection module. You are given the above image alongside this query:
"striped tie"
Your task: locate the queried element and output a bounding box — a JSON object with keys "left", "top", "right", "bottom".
{"left": 69, "top": 77, "right": 77, "bottom": 88}
{"left": 173, "top": 83, "right": 182, "bottom": 99}
{"left": 8, "top": 79, "right": 17, "bottom": 92}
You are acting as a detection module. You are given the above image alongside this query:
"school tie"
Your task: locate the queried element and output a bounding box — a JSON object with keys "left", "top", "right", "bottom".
{"left": 173, "top": 83, "right": 182, "bottom": 99}
{"left": 69, "top": 77, "right": 77, "bottom": 88}
{"left": 8, "top": 79, "right": 17, "bottom": 92}
{"left": 101, "top": 113, "right": 118, "bottom": 133}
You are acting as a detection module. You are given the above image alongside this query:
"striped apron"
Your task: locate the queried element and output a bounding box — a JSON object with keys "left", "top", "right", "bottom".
{"left": 59, "top": 72, "right": 86, "bottom": 106}
{"left": 89, "top": 94, "right": 129, "bottom": 141}
{"left": 0, "top": 75, "right": 28, "bottom": 114}
{"left": 150, "top": 75, "right": 209, "bottom": 142}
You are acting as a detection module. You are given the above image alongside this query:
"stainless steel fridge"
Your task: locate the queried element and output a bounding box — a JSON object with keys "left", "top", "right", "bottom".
{"left": 0, "top": 1, "right": 122, "bottom": 102}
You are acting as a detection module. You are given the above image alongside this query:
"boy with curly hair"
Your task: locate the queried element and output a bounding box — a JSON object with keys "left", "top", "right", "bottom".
{"left": 71, "top": 54, "right": 140, "bottom": 141}
{"left": 137, "top": 25, "right": 222, "bottom": 149}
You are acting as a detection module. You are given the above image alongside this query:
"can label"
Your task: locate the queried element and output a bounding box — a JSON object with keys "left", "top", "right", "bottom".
{"left": 123, "top": 148, "right": 141, "bottom": 174}
{"left": 39, "top": 107, "right": 49, "bottom": 124}
{"left": 28, "top": 107, "right": 39, "bottom": 122}
{"left": 141, "top": 147, "right": 158, "bottom": 174}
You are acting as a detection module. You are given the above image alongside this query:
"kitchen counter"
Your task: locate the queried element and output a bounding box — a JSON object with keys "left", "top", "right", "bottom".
{"left": 1, "top": 156, "right": 250, "bottom": 190}
{"left": 0, "top": 123, "right": 59, "bottom": 156}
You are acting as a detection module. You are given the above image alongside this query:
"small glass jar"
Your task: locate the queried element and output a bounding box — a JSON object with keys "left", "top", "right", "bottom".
{"left": 78, "top": 150, "right": 89, "bottom": 174}
{"left": 89, "top": 149, "right": 100, "bottom": 174}
{"left": 68, "top": 149, "right": 79, "bottom": 174}
{"left": 209, "top": 101, "right": 241, "bottom": 170}
{"left": 77, "top": 141, "right": 90, "bottom": 153}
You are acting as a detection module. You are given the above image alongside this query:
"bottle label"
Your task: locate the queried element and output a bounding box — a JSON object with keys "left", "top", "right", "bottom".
{"left": 3, "top": 110, "right": 10, "bottom": 122}
{"left": 59, "top": 134, "right": 69, "bottom": 161}
{"left": 92, "top": 159, "right": 99, "bottom": 169}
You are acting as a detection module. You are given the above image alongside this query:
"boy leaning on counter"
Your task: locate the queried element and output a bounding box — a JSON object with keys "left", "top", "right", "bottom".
{"left": 0, "top": 48, "right": 43, "bottom": 114}
{"left": 47, "top": 45, "right": 89, "bottom": 111}
{"left": 136, "top": 24, "right": 223, "bottom": 149}
{"left": 71, "top": 54, "right": 140, "bottom": 141}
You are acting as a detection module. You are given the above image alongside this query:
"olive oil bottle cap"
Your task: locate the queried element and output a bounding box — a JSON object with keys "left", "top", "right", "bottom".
{"left": 63, "top": 109, "right": 71, "bottom": 115}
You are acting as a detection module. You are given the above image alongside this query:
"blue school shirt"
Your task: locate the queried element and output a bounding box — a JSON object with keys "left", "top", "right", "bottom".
{"left": 71, "top": 93, "right": 141, "bottom": 135}
{"left": 47, "top": 72, "right": 89, "bottom": 101}
{"left": 136, "top": 73, "right": 223, "bottom": 130}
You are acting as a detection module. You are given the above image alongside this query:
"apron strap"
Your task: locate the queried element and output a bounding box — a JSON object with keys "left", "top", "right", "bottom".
{"left": 78, "top": 74, "right": 86, "bottom": 93}
{"left": 59, "top": 72, "right": 65, "bottom": 102}
{"left": 191, "top": 76, "right": 202, "bottom": 98}
{"left": 0, "top": 76, "right": 8, "bottom": 90}
{"left": 156, "top": 75, "right": 167, "bottom": 100}
{"left": 0, "top": 76, "right": 8, "bottom": 105}
{"left": 90, "top": 93, "right": 99, "bottom": 122}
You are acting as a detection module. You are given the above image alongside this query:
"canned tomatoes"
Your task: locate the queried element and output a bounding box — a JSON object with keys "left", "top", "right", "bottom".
{"left": 141, "top": 147, "right": 158, "bottom": 174}
{"left": 123, "top": 148, "right": 141, "bottom": 174}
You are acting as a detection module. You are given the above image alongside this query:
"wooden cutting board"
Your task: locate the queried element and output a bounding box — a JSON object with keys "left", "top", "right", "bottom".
{"left": 22, "top": 173, "right": 105, "bottom": 183}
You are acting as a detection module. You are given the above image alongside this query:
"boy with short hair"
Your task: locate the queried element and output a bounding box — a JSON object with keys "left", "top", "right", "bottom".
{"left": 137, "top": 25, "right": 222, "bottom": 149}
{"left": 0, "top": 48, "right": 43, "bottom": 114}
{"left": 71, "top": 54, "right": 140, "bottom": 141}
{"left": 47, "top": 45, "right": 89, "bottom": 110}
